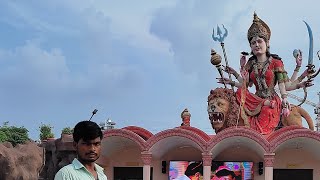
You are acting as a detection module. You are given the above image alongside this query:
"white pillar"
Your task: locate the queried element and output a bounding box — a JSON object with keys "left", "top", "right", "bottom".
{"left": 202, "top": 152, "right": 213, "bottom": 180}
{"left": 203, "top": 166, "right": 211, "bottom": 180}
{"left": 265, "top": 167, "right": 273, "bottom": 180}
{"left": 143, "top": 165, "right": 151, "bottom": 180}
{"left": 141, "top": 151, "right": 152, "bottom": 180}
{"left": 264, "top": 153, "right": 275, "bottom": 180}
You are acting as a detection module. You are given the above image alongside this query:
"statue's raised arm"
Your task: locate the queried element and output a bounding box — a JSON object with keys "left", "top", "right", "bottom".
{"left": 283, "top": 49, "right": 313, "bottom": 91}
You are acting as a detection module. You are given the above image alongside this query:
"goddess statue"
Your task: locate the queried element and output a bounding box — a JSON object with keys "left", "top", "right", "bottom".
{"left": 216, "top": 13, "right": 313, "bottom": 135}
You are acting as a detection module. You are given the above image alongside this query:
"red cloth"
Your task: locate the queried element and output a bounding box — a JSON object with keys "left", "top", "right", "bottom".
{"left": 250, "top": 58, "right": 284, "bottom": 91}
{"left": 237, "top": 58, "right": 283, "bottom": 135}
{"left": 236, "top": 88, "right": 281, "bottom": 135}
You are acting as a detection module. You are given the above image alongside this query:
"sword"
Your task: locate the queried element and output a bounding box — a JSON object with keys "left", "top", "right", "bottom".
{"left": 298, "top": 21, "right": 315, "bottom": 106}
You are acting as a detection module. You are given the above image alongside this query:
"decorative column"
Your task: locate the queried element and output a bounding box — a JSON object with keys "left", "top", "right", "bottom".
{"left": 264, "top": 153, "right": 275, "bottom": 180}
{"left": 202, "top": 152, "right": 213, "bottom": 180}
{"left": 141, "top": 151, "right": 152, "bottom": 180}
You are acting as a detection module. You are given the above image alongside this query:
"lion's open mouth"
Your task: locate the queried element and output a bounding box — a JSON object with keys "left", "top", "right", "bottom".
{"left": 209, "top": 112, "right": 224, "bottom": 124}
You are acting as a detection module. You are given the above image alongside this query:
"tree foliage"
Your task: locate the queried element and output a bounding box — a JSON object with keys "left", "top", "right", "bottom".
{"left": 39, "top": 123, "right": 54, "bottom": 140}
{"left": 0, "top": 121, "right": 30, "bottom": 146}
{"left": 61, "top": 127, "right": 73, "bottom": 134}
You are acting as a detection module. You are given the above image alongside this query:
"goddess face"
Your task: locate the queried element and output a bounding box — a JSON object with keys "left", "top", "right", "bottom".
{"left": 207, "top": 97, "right": 230, "bottom": 133}
{"left": 250, "top": 36, "right": 268, "bottom": 56}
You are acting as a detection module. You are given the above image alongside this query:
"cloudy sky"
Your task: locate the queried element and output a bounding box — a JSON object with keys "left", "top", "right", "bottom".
{"left": 1, "top": 0, "right": 320, "bottom": 140}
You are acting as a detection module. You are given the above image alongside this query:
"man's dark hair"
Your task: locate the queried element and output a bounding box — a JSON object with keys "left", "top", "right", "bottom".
{"left": 185, "top": 162, "right": 203, "bottom": 176}
{"left": 211, "top": 162, "right": 224, "bottom": 172}
{"left": 73, "top": 121, "right": 103, "bottom": 143}
{"left": 216, "top": 169, "right": 236, "bottom": 178}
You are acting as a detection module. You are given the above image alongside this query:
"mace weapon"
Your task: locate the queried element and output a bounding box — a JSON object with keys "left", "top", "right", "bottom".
{"left": 212, "top": 24, "right": 234, "bottom": 92}
{"left": 210, "top": 49, "right": 226, "bottom": 88}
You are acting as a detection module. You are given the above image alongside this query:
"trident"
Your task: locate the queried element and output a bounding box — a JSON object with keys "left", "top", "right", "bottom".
{"left": 212, "top": 24, "right": 234, "bottom": 92}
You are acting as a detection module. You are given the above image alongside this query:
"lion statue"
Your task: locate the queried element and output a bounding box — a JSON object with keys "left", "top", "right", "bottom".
{"left": 282, "top": 104, "right": 314, "bottom": 130}
{"left": 207, "top": 88, "right": 244, "bottom": 133}
{"left": 207, "top": 88, "right": 315, "bottom": 133}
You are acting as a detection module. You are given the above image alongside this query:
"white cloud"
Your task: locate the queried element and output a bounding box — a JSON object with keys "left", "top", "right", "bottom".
{"left": 81, "top": 1, "right": 176, "bottom": 55}
{"left": 0, "top": 41, "right": 69, "bottom": 88}
{"left": 1, "top": 0, "right": 320, "bottom": 139}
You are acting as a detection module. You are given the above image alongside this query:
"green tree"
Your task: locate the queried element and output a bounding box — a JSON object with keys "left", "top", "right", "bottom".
{"left": 39, "top": 123, "right": 54, "bottom": 140}
{"left": 0, "top": 130, "right": 8, "bottom": 142}
{"left": 61, "top": 127, "right": 73, "bottom": 134}
{"left": 0, "top": 121, "right": 30, "bottom": 146}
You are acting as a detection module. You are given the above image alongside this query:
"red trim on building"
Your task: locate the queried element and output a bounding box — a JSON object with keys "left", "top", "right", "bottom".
{"left": 123, "top": 126, "right": 153, "bottom": 140}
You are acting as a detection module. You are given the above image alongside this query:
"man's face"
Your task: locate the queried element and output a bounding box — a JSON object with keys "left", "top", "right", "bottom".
{"left": 74, "top": 137, "right": 102, "bottom": 163}
{"left": 188, "top": 172, "right": 203, "bottom": 180}
{"left": 169, "top": 169, "right": 178, "bottom": 180}
{"left": 208, "top": 98, "right": 230, "bottom": 132}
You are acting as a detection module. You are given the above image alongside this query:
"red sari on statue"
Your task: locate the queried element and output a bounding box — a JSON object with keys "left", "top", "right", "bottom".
{"left": 236, "top": 57, "right": 285, "bottom": 135}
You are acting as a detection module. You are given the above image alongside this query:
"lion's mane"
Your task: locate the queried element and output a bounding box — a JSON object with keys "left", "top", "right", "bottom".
{"left": 208, "top": 88, "right": 240, "bottom": 127}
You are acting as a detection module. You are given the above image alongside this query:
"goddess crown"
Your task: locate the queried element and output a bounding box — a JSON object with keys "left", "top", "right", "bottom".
{"left": 247, "top": 12, "right": 271, "bottom": 42}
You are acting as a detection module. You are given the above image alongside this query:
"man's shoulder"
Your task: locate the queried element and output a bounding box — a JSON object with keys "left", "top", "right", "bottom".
{"left": 95, "top": 163, "right": 108, "bottom": 180}
{"left": 95, "top": 163, "right": 104, "bottom": 172}
{"left": 54, "top": 164, "right": 76, "bottom": 179}
{"left": 58, "top": 164, "right": 75, "bottom": 172}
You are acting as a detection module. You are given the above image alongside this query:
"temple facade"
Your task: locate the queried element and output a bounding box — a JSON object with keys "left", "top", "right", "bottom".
{"left": 96, "top": 125, "right": 320, "bottom": 180}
